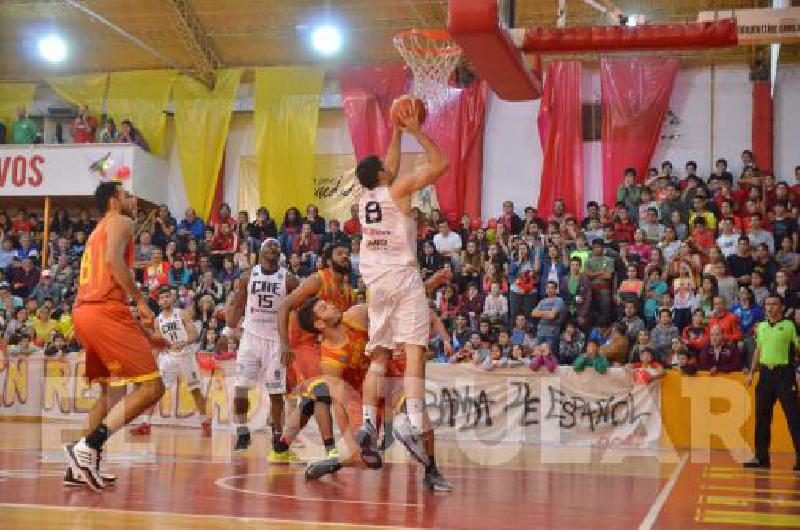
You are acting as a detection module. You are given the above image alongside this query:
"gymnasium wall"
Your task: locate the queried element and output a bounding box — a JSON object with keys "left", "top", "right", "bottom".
{"left": 19, "top": 64, "right": 800, "bottom": 221}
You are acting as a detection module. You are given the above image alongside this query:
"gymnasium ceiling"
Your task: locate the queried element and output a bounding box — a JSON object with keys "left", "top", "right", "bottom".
{"left": 0, "top": 0, "right": 797, "bottom": 83}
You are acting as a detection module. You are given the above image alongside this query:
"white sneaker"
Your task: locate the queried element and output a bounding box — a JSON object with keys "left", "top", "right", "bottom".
{"left": 64, "top": 439, "right": 104, "bottom": 492}
{"left": 393, "top": 413, "right": 430, "bottom": 467}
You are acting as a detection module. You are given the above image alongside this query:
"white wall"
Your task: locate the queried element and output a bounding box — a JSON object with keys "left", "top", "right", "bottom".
{"left": 481, "top": 92, "right": 542, "bottom": 220}
{"left": 775, "top": 65, "right": 800, "bottom": 180}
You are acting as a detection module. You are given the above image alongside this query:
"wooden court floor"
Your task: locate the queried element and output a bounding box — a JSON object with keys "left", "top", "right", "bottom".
{"left": 0, "top": 421, "right": 798, "bottom": 529}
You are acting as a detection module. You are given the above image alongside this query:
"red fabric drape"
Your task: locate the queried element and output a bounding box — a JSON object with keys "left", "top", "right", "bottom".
{"left": 425, "top": 81, "right": 488, "bottom": 223}
{"left": 338, "top": 64, "right": 409, "bottom": 161}
{"left": 600, "top": 58, "right": 678, "bottom": 206}
{"left": 536, "top": 61, "right": 583, "bottom": 218}
{"left": 208, "top": 150, "right": 225, "bottom": 224}
{"left": 752, "top": 80, "right": 774, "bottom": 175}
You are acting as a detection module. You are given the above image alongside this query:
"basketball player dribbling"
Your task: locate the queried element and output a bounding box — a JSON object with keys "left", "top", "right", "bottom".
{"left": 355, "top": 105, "right": 448, "bottom": 468}
{"left": 226, "top": 238, "right": 300, "bottom": 462}
{"left": 64, "top": 181, "right": 166, "bottom": 492}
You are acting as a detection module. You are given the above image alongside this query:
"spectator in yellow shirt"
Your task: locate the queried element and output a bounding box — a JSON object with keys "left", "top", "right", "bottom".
{"left": 30, "top": 307, "right": 60, "bottom": 346}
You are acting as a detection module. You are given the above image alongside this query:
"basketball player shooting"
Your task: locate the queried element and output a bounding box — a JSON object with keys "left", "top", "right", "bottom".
{"left": 64, "top": 181, "right": 166, "bottom": 492}
{"left": 226, "top": 238, "right": 301, "bottom": 462}
{"left": 355, "top": 101, "right": 448, "bottom": 469}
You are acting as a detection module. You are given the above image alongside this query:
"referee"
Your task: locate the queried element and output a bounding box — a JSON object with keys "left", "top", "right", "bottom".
{"left": 743, "top": 294, "right": 800, "bottom": 470}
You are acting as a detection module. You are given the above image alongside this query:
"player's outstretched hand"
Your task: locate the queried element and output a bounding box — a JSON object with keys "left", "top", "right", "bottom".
{"left": 401, "top": 105, "right": 422, "bottom": 135}
{"left": 137, "top": 298, "right": 155, "bottom": 324}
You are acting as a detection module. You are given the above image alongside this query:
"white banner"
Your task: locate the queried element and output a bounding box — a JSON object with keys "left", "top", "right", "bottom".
{"left": 0, "top": 356, "right": 661, "bottom": 447}
{"left": 424, "top": 364, "right": 661, "bottom": 448}
{"left": 0, "top": 144, "right": 167, "bottom": 204}
{"left": 699, "top": 8, "right": 800, "bottom": 45}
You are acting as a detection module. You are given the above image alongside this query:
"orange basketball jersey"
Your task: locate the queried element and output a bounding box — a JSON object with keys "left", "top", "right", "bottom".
{"left": 76, "top": 215, "right": 135, "bottom": 305}
{"left": 320, "top": 321, "right": 369, "bottom": 392}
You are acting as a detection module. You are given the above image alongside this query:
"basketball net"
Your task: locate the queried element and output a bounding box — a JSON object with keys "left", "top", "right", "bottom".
{"left": 393, "top": 29, "right": 462, "bottom": 107}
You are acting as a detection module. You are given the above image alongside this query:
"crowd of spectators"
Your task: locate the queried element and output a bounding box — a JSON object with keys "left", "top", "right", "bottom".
{"left": 0, "top": 149, "right": 798, "bottom": 384}
{"left": 1, "top": 105, "right": 149, "bottom": 151}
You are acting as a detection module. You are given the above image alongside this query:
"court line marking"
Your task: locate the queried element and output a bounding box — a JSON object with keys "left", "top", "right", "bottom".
{"left": 0, "top": 502, "right": 421, "bottom": 529}
{"left": 215, "top": 472, "right": 424, "bottom": 508}
{"left": 638, "top": 452, "right": 689, "bottom": 530}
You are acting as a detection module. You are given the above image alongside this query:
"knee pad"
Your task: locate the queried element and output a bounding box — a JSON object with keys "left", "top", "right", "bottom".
{"left": 299, "top": 397, "right": 315, "bottom": 418}
{"left": 311, "top": 382, "right": 332, "bottom": 404}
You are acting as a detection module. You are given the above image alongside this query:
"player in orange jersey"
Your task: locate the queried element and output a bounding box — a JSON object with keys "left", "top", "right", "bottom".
{"left": 296, "top": 298, "right": 453, "bottom": 491}
{"left": 64, "top": 181, "right": 165, "bottom": 492}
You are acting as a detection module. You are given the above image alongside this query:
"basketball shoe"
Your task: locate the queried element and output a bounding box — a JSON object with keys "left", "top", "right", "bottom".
{"left": 355, "top": 420, "right": 382, "bottom": 469}
{"left": 64, "top": 439, "right": 104, "bottom": 492}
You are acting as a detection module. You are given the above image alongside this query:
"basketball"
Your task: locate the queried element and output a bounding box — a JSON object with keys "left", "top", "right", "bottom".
{"left": 390, "top": 95, "right": 427, "bottom": 127}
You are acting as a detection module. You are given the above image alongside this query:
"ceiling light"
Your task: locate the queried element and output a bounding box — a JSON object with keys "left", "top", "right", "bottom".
{"left": 38, "top": 35, "right": 67, "bottom": 62}
{"left": 311, "top": 24, "right": 343, "bottom": 55}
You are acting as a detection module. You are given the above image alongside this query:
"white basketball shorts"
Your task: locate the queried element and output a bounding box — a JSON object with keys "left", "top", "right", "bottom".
{"left": 159, "top": 347, "right": 202, "bottom": 391}
{"left": 365, "top": 266, "right": 429, "bottom": 353}
{"left": 235, "top": 330, "right": 286, "bottom": 394}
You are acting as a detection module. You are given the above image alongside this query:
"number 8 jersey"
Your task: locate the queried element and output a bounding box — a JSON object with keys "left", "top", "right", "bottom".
{"left": 242, "top": 265, "right": 288, "bottom": 340}
{"left": 358, "top": 186, "right": 418, "bottom": 284}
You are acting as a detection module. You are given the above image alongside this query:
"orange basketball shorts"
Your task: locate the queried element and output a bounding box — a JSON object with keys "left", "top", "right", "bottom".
{"left": 73, "top": 301, "right": 160, "bottom": 387}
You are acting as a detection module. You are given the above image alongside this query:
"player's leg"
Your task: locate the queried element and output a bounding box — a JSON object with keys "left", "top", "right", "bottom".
{"left": 233, "top": 332, "right": 260, "bottom": 451}
{"left": 183, "top": 353, "right": 211, "bottom": 437}
{"left": 64, "top": 382, "right": 125, "bottom": 487}
{"left": 392, "top": 271, "right": 432, "bottom": 461}
{"left": 265, "top": 339, "right": 302, "bottom": 463}
{"left": 66, "top": 304, "right": 164, "bottom": 491}
{"left": 419, "top": 405, "right": 453, "bottom": 491}
{"left": 357, "top": 348, "right": 390, "bottom": 469}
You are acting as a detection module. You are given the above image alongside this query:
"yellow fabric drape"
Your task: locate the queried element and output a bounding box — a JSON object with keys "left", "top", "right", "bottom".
{"left": 254, "top": 67, "right": 324, "bottom": 219}
{"left": 0, "top": 83, "right": 37, "bottom": 129}
{"left": 106, "top": 70, "right": 177, "bottom": 156}
{"left": 46, "top": 73, "right": 108, "bottom": 113}
{"left": 173, "top": 69, "right": 242, "bottom": 221}
{"left": 238, "top": 156, "right": 261, "bottom": 218}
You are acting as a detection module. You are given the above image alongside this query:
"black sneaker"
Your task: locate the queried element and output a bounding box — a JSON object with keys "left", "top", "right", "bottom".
{"left": 234, "top": 429, "right": 251, "bottom": 452}
{"left": 423, "top": 468, "right": 454, "bottom": 492}
{"left": 743, "top": 458, "right": 770, "bottom": 469}
{"left": 304, "top": 457, "right": 342, "bottom": 480}
{"left": 355, "top": 421, "right": 382, "bottom": 469}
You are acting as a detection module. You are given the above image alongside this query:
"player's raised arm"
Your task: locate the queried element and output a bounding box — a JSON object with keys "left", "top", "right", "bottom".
{"left": 390, "top": 108, "right": 448, "bottom": 200}
{"left": 181, "top": 309, "right": 199, "bottom": 344}
{"left": 384, "top": 127, "right": 402, "bottom": 177}
{"left": 105, "top": 214, "right": 150, "bottom": 320}
{"left": 277, "top": 273, "right": 322, "bottom": 351}
{"left": 226, "top": 271, "right": 250, "bottom": 329}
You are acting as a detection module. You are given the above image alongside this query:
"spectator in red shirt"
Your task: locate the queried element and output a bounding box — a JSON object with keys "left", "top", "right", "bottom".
{"left": 343, "top": 203, "right": 361, "bottom": 237}
{"left": 690, "top": 217, "right": 716, "bottom": 253}
{"left": 70, "top": 104, "right": 98, "bottom": 143}
{"left": 612, "top": 204, "right": 637, "bottom": 243}
{"left": 499, "top": 200, "right": 524, "bottom": 235}
{"left": 143, "top": 248, "right": 170, "bottom": 294}
{"left": 707, "top": 295, "right": 743, "bottom": 342}
{"left": 9, "top": 257, "right": 39, "bottom": 298}
{"left": 211, "top": 223, "right": 238, "bottom": 254}
{"left": 210, "top": 203, "right": 234, "bottom": 235}
{"left": 681, "top": 308, "right": 709, "bottom": 355}
{"left": 291, "top": 221, "right": 321, "bottom": 259}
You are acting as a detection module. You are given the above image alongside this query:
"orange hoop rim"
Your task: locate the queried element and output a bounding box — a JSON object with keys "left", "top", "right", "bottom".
{"left": 393, "top": 28, "right": 462, "bottom": 57}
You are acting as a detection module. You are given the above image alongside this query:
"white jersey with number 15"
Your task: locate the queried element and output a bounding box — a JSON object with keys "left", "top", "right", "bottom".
{"left": 242, "top": 265, "right": 287, "bottom": 340}
{"left": 358, "top": 185, "right": 418, "bottom": 284}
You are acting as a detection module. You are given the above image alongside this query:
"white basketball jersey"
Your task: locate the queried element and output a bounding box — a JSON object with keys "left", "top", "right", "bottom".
{"left": 157, "top": 308, "right": 189, "bottom": 349}
{"left": 242, "top": 265, "right": 287, "bottom": 340}
{"left": 358, "top": 185, "right": 418, "bottom": 284}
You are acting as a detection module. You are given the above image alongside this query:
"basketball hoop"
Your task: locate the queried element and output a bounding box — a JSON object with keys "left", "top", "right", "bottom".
{"left": 393, "top": 29, "right": 462, "bottom": 107}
